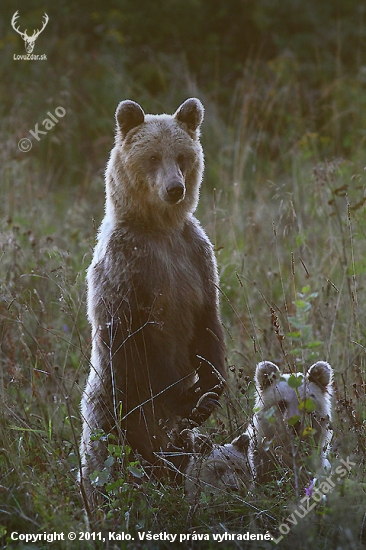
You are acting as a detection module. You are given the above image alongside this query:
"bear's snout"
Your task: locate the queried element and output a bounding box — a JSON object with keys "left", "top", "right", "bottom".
{"left": 165, "top": 179, "right": 185, "bottom": 204}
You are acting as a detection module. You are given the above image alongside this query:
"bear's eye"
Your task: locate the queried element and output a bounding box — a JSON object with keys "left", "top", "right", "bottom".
{"left": 149, "top": 154, "right": 160, "bottom": 164}
{"left": 212, "top": 463, "right": 227, "bottom": 475}
{"left": 177, "top": 153, "right": 186, "bottom": 169}
{"left": 277, "top": 400, "right": 287, "bottom": 413}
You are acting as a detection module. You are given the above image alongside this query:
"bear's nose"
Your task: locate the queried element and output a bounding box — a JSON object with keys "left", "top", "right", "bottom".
{"left": 166, "top": 183, "right": 184, "bottom": 203}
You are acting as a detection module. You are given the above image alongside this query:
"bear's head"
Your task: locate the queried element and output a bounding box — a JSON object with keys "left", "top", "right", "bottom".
{"left": 108, "top": 98, "right": 205, "bottom": 225}
{"left": 184, "top": 431, "right": 252, "bottom": 501}
{"left": 253, "top": 361, "right": 333, "bottom": 466}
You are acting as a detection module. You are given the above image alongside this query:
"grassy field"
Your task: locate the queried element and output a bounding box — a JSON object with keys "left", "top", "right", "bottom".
{"left": 1, "top": 3, "right": 366, "bottom": 549}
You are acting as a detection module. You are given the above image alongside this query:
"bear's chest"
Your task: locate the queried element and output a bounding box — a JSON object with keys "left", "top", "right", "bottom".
{"left": 100, "top": 227, "right": 207, "bottom": 322}
{"left": 134, "top": 234, "right": 205, "bottom": 316}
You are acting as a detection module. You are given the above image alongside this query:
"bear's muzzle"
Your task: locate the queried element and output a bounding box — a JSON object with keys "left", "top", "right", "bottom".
{"left": 165, "top": 179, "right": 185, "bottom": 204}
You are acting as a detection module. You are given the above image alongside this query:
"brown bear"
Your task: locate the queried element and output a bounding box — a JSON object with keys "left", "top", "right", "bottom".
{"left": 248, "top": 360, "right": 333, "bottom": 482}
{"left": 184, "top": 431, "right": 252, "bottom": 501}
{"left": 80, "top": 98, "right": 226, "bottom": 509}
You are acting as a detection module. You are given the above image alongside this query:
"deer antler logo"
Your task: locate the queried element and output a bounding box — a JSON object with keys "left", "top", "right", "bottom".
{"left": 11, "top": 11, "right": 49, "bottom": 53}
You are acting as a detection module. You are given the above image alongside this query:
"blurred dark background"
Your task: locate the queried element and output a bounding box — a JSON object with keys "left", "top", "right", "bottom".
{"left": 1, "top": 0, "right": 366, "bottom": 189}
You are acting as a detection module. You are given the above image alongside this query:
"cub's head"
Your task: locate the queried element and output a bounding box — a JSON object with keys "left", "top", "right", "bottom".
{"left": 111, "top": 98, "right": 204, "bottom": 222}
{"left": 254, "top": 361, "right": 333, "bottom": 452}
{"left": 184, "top": 432, "right": 252, "bottom": 501}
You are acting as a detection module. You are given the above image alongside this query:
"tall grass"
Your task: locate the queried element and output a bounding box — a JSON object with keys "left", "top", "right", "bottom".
{"left": 1, "top": 52, "right": 366, "bottom": 549}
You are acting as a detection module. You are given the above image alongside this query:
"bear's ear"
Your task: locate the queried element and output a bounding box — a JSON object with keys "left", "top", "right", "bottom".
{"left": 307, "top": 361, "right": 333, "bottom": 392}
{"left": 231, "top": 432, "right": 250, "bottom": 453}
{"left": 115, "top": 100, "right": 145, "bottom": 139}
{"left": 255, "top": 361, "right": 280, "bottom": 390}
{"left": 174, "top": 98, "right": 204, "bottom": 138}
{"left": 179, "top": 429, "right": 213, "bottom": 456}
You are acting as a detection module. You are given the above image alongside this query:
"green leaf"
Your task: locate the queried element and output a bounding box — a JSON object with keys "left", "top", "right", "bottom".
{"left": 90, "top": 468, "right": 109, "bottom": 486}
{"left": 295, "top": 299, "right": 309, "bottom": 309}
{"left": 288, "top": 317, "right": 305, "bottom": 329}
{"left": 90, "top": 428, "right": 106, "bottom": 441}
{"left": 289, "top": 347, "right": 303, "bottom": 356}
{"left": 299, "top": 397, "right": 316, "bottom": 412}
{"left": 104, "top": 455, "right": 114, "bottom": 469}
{"left": 287, "top": 374, "right": 304, "bottom": 389}
{"left": 200, "top": 492, "right": 209, "bottom": 504}
{"left": 288, "top": 415, "right": 301, "bottom": 426}
{"left": 106, "top": 478, "right": 125, "bottom": 492}
{"left": 295, "top": 234, "right": 305, "bottom": 247}
{"left": 124, "top": 445, "right": 132, "bottom": 456}
{"left": 306, "top": 341, "right": 322, "bottom": 349}
{"left": 287, "top": 331, "right": 301, "bottom": 339}
{"left": 302, "top": 427, "right": 317, "bottom": 437}
{"left": 127, "top": 465, "right": 145, "bottom": 479}
{"left": 108, "top": 444, "right": 124, "bottom": 458}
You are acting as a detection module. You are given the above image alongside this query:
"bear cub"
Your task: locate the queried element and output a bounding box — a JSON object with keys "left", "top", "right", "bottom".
{"left": 80, "top": 98, "right": 226, "bottom": 509}
{"left": 185, "top": 361, "right": 333, "bottom": 497}
{"left": 248, "top": 360, "right": 333, "bottom": 482}
{"left": 184, "top": 431, "right": 252, "bottom": 501}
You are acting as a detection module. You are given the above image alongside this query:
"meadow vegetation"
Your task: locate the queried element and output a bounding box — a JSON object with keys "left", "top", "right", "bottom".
{"left": 1, "top": 1, "right": 366, "bottom": 548}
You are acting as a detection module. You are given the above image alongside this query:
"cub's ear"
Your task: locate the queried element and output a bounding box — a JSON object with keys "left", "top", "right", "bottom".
{"left": 255, "top": 361, "right": 280, "bottom": 390}
{"left": 231, "top": 432, "right": 250, "bottom": 453}
{"left": 307, "top": 361, "right": 333, "bottom": 392}
{"left": 115, "top": 100, "right": 145, "bottom": 138}
{"left": 179, "top": 429, "right": 213, "bottom": 456}
{"left": 174, "top": 98, "right": 204, "bottom": 138}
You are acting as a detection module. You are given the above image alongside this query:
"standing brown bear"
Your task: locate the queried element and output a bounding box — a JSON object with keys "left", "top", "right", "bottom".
{"left": 80, "top": 98, "right": 226, "bottom": 508}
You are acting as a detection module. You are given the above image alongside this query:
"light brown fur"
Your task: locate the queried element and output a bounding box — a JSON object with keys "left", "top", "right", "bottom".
{"left": 188, "top": 361, "right": 334, "bottom": 495}
{"left": 80, "top": 99, "right": 226, "bottom": 510}
{"left": 184, "top": 432, "right": 252, "bottom": 501}
{"left": 248, "top": 360, "right": 333, "bottom": 482}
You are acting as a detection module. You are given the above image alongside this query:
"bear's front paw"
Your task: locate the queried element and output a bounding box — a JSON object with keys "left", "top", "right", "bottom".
{"left": 190, "top": 391, "right": 222, "bottom": 424}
